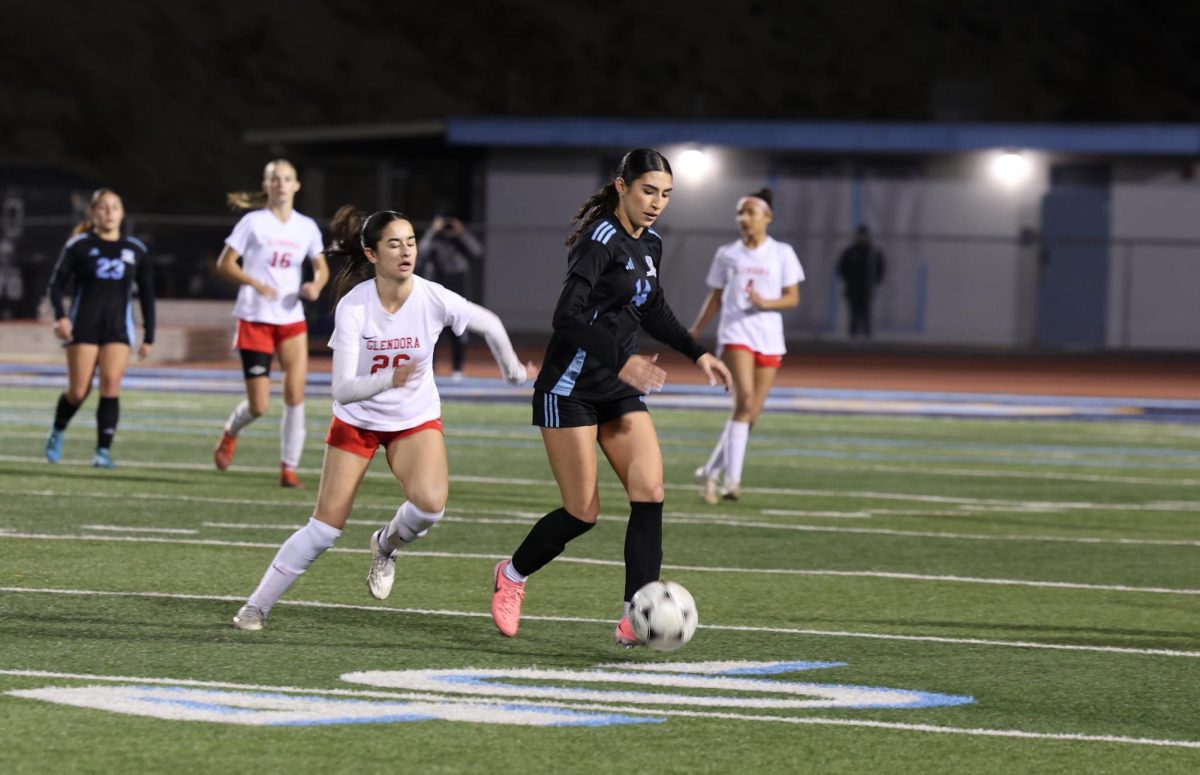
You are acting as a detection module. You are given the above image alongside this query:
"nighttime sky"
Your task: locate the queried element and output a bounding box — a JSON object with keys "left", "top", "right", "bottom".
{"left": 2, "top": 0, "right": 1197, "bottom": 208}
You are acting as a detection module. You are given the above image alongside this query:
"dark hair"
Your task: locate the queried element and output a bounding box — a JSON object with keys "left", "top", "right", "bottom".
{"left": 226, "top": 158, "right": 298, "bottom": 211}
{"left": 745, "top": 187, "right": 773, "bottom": 209}
{"left": 328, "top": 205, "right": 410, "bottom": 304}
{"left": 73, "top": 188, "right": 121, "bottom": 236}
{"left": 565, "top": 148, "right": 673, "bottom": 247}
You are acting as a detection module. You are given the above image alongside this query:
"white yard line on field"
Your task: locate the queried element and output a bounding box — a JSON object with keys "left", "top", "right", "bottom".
{"left": 10, "top": 487, "right": 1200, "bottom": 548}
{"left": 1, "top": 532, "right": 1199, "bottom": 596}
{"left": 1, "top": 588, "right": 1199, "bottom": 662}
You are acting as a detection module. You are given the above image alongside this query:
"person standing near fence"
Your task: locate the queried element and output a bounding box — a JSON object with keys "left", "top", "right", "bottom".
{"left": 43, "top": 188, "right": 155, "bottom": 468}
{"left": 418, "top": 214, "right": 483, "bottom": 381}
{"left": 837, "top": 225, "right": 885, "bottom": 338}
{"left": 489, "top": 148, "right": 732, "bottom": 647}
{"left": 212, "top": 159, "right": 328, "bottom": 488}
{"left": 689, "top": 188, "right": 803, "bottom": 502}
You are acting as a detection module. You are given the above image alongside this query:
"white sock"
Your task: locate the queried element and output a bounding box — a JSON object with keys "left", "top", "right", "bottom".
{"left": 224, "top": 400, "right": 256, "bottom": 437}
{"left": 725, "top": 421, "right": 751, "bottom": 487}
{"left": 384, "top": 501, "right": 444, "bottom": 551}
{"left": 503, "top": 562, "right": 527, "bottom": 584}
{"left": 246, "top": 517, "right": 341, "bottom": 613}
{"left": 703, "top": 420, "right": 733, "bottom": 477}
{"left": 281, "top": 403, "right": 306, "bottom": 469}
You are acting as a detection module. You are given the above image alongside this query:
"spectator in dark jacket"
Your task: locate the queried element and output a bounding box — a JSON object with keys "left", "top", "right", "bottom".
{"left": 837, "top": 225, "right": 885, "bottom": 338}
{"left": 418, "top": 215, "right": 484, "bottom": 379}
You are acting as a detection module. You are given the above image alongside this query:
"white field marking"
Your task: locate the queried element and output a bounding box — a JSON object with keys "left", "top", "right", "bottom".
{"left": 7, "top": 453, "right": 1200, "bottom": 494}
{"left": 4, "top": 530, "right": 1200, "bottom": 598}
{"left": 28, "top": 484, "right": 1200, "bottom": 551}
{"left": 10, "top": 486, "right": 1198, "bottom": 548}
{"left": 5, "top": 670, "right": 1199, "bottom": 748}
{"left": 3, "top": 589, "right": 1200, "bottom": 661}
{"left": 80, "top": 525, "right": 198, "bottom": 535}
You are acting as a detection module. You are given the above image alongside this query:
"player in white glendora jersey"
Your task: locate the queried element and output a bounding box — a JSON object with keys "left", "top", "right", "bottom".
{"left": 232, "top": 207, "right": 533, "bottom": 631}
{"left": 689, "top": 188, "right": 803, "bottom": 503}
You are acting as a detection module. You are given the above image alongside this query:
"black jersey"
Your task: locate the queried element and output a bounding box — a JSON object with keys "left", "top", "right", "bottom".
{"left": 47, "top": 231, "right": 156, "bottom": 344}
{"left": 534, "top": 214, "right": 706, "bottom": 401}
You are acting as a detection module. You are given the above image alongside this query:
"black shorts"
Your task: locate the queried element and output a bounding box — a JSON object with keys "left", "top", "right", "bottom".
{"left": 532, "top": 390, "right": 648, "bottom": 429}
{"left": 70, "top": 305, "right": 133, "bottom": 346}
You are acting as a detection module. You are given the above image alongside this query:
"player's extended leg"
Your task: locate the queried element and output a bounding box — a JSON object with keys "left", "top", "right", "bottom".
{"left": 366, "top": 428, "right": 450, "bottom": 600}
{"left": 90, "top": 342, "right": 130, "bottom": 468}
{"left": 277, "top": 333, "right": 309, "bottom": 487}
{"left": 215, "top": 351, "right": 271, "bottom": 471}
{"left": 233, "top": 445, "right": 370, "bottom": 630}
{"left": 491, "top": 426, "right": 600, "bottom": 637}
{"left": 720, "top": 348, "right": 757, "bottom": 499}
{"left": 724, "top": 360, "right": 780, "bottom": 495}
{"left": 599, "top": 411, "right": 665, "bottom": 645}
{"left": 46, "top": 343, "right": 99, "bottom": 462}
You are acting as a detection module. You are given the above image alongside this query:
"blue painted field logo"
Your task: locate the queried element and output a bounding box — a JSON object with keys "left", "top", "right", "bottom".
{"left": 9, "top": 661, "right": 973, "bottom": 727}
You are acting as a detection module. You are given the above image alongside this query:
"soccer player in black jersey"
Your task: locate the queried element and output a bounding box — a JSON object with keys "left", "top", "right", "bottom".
{"left": 43, "top": 188, "right": 155, "bottom": 467}
{"left": 491, "top": 149, "right": 732, "bottom": 646}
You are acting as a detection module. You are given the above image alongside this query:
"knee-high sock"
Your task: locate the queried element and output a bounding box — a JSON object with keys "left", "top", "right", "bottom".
{"left": 725, "top": 421, "right": 751, "bottom": 486}
{"left": 246, "top": 517, "right": 341, "bottom": 613}
{"left": 225, "top": 399, "right": 256, "bottom": 436}
{"left": 703, "top": 420, "right": 733, "bottom": 477}
{"left": 624, "top": 501, "right": 663, "bottom": 602}
{"left": 384, "top": 501, "right": 445, "bottom": 551}
{"left": 281, "top": 403, "right": 305, "bottom": 469}
{"left": 96, "top": 396, "right": 119, "bottom": 450}
{"left": 510, "top": 507, "right": 594, "bottom": 578}
{"left": 53, "top": 392, "right": 81, "bottom": 432}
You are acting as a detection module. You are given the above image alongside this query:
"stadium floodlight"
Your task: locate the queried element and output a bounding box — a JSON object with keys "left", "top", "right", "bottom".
{"left": 991, "top": 150, "right": 1031, "bottom": 185}
{"left": 676, "top": 148, "right": 713, "bottom": 180}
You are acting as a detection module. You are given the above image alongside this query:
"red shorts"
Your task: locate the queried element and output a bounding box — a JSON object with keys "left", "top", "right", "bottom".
{"left": 235, "top": 319, "right": 308, "bottom": 354}
{"left": 325, "top": 415, "right": 444, "bottom": 459}
{"left": 723, "top": 343, "right": 783, "bottom": 369}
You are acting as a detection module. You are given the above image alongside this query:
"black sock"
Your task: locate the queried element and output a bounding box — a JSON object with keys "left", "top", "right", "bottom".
{"left": 53, "top": 393, "right": 81, "bottom": 431}
{"left": 624, "top": 501, "right": 663, "bottom": 601}
{"left": 97, "top": 396, "right": 119, "bottom": 450}
{"left": 511, "top": 507, "right": 594, "bottom": 577}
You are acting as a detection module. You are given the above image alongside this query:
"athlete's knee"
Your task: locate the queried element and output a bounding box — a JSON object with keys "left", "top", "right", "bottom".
{"left": 628, "top": 483, "right": 665, "bottom": 503}
{"left": 248, "top": 398, "right": 268, "bottom": 417}
{"left": 65, "top": 386, "right": 90, "bottom": 405}
{"left": 564, "top": 495, "right": 600, "bottom": 523}
{"left": 406, "top": 486, "right": 448, "bottom": 515}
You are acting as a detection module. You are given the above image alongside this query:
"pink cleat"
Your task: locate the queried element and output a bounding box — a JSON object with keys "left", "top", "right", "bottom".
{"left": 614, "top": 615, "right": 640, "bottom": 648}
{"left": 491, "top": 560, "right": 525, "bottom": 637}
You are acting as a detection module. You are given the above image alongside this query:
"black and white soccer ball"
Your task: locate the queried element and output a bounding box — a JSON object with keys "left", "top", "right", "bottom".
{"left": 629, "top": 580, "right": 698, "bottom": 652}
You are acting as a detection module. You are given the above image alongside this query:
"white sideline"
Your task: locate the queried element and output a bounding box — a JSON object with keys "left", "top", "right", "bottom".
{"left": 2, "top": 531, "right": 1200, "bottom": 596}
{"left": 1, "top": 586, "right": 1198, "bottom": 660}
{"left": 9, "top": 487, "right": 1200, "bottom": 548}
{"left": 1, "top": 668, "right": 1198, "bottom": 749}
{"left": 4, "top": 453, "right": 1200, "bottom": 512}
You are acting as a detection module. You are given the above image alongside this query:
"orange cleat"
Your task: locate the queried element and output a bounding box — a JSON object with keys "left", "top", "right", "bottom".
{"left": 279, "top": 464, "right": 303, "bottom": 489}
{"left": 491, "top": 559, "right": 525, "bottom": 637}
{"left": 214, "top": 431, "right": 237, "bottom": 471}
{"left": 614, "top": 615, "right": 640, "bottom": 648}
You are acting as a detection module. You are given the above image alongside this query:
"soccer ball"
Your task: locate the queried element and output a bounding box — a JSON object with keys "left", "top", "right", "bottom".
{"left": 629, "top": 580, "right": 698, "bottom": 652}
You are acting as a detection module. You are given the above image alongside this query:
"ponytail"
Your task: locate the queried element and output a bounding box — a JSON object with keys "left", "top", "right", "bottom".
{"left": 565, "top": 148, "right": 673, "bottom": 247}
{"left": 328, "top": 205, "right": 372, "bottom": 305}
{"left": 327, "top": 205, "right": 411, "bottom": 305}
{"left": 565, "top": 183, "right": 619, "bottom": 247}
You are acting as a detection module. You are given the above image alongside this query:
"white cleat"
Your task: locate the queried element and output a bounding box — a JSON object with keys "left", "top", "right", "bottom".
{"left": 367, "top": 528, "right": 397, "bottom": 600}
{"left": 232, "top": 603, "right": 266, "bottom": 631}
{"left": 694, "top": 466, "right": 720, "bottom": 505}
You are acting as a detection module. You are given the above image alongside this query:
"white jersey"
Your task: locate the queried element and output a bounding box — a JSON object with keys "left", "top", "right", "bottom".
{"left": 225, "top": 209, "right": 325, "bottom": 324}
{"left": 705, "top": 236, "right": 805, "bottom": 355}
{"left": 327, "top": 276, "right": 474, "bottom": 432}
